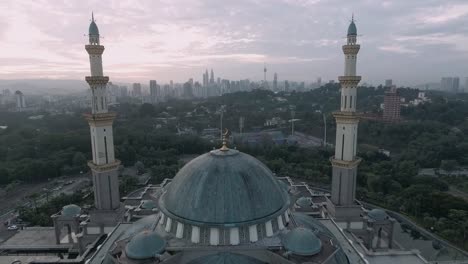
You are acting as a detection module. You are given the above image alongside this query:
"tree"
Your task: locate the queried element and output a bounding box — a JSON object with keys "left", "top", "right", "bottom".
{"left": 134, "top": 161, "right": 145, "bottom": 175}
{"left": 440, "top": 160, "right": 458, "bottom": 173}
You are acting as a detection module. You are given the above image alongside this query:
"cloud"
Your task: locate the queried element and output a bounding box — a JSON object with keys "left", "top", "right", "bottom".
{"left": 1, "top": 0, "right": 468, "bottom": 85}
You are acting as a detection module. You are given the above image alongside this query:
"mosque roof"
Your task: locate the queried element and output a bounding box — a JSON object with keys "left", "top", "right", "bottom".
{"left": 61, "top": 204, "right": 81, "bottom": 217}
{"left": 159, "top": 148, "right": 289, "bottom": 226}
{"left": 125, "top": 231, "right": 165, "bottom": 260}
{"left": 187, "top": 252, "right": 266, "bottom": 264}
{"left": 283, "top": 227, "right": 322, "bottom": 256}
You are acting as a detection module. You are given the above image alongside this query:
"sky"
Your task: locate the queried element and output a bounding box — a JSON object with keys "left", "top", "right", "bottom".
{"left": 1, "top": 0, "right": 468, "bottom": 86}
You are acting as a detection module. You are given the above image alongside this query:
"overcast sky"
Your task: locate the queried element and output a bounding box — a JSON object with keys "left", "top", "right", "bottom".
{"left": 1, "top": 0, "right": 468, "bottom": 86}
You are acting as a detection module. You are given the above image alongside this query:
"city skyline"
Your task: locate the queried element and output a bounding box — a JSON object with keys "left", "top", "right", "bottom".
{"left": 2, "top": 0, "right": 468, "bottom": 85}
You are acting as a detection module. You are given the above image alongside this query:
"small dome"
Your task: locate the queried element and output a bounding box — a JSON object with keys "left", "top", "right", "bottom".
{"left": 121, "top": 214, "right": 158, "bottom": 240}
{"left": 62, "top": 204, "right": 81, "bottom": 217}
{"left": 187, "top": 252, "right": 266, "bottom": 264}
{"left": 296, "top": 197, "right": 312, "bottom": 208}
{"left": 125, "top": 231, "right": 165, "bottom": 260}
{"left": 368, "top": 209, "right": 387, "bottom": 221}
{"left": 159, "top": 149, "right": 289, "bottom": 226}
{"left": 140, "top": 200, "right": 156, "bottom": 210}
{"left": 347, "top": 20, "right": 357, "bottom": 36}
{"left": 283, "top": 227, "right": 322, "bottom": 256}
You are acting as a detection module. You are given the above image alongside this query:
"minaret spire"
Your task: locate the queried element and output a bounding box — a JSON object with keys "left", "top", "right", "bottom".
{"left": 327, "top": 17, "right": 362, "bottom": 221}
{"left": 92, "top": 11, "right": 94, "bottom": 22}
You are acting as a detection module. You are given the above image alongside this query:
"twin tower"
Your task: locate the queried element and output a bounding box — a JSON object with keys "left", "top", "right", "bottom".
{"left": 83, "top": 15, "right": 362, "bottom": 221}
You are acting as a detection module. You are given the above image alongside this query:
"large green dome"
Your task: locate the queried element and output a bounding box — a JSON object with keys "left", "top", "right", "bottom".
{"left": 187, "top": 252, "right": 266, "bottom": 264}
{"left": 159, "top": 149, "right": 289, "bottom": 226}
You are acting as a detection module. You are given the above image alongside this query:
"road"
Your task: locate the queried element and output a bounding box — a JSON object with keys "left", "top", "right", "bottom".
{"left": 0, "top": 176, "right": 90, "bottom": 243}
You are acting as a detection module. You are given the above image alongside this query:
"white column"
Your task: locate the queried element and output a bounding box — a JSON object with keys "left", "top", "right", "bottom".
{"left": 284, "top": 210, "right": 290, "bottom": 222}
{"left": 165, "top": 218, "right": 172, "bottom": 232}
{"left": 249, "top": 225, "right": 258, "bottom": 242}
{"left": 176, "top": 222, "right": 184, "bottom": 238}
{"left": 160, "top": 213, "right": 165, "bottom": 225}
{"left": 277, "top": 215, "right": 285, "bottom": 230}
{"left": 209, "top": 228, "right": 220, "bottom": 245}
{"left": 229, "top": 227, "right": 240, "bottom": 245}
{"left": 265, "top": 220, "right": 273, "bottom": 237}
{"left": 191, "top": 226, "right": 200, "bottom": 243}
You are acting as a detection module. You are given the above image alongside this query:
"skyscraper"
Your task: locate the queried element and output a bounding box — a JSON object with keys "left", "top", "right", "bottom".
{"left": 150, "top": 80, "right": 159, "bottom": 103}
{"left": 263, "top": 63, "right": 267, "bottom": 89}
{"left": 210, "top": 69, "right": 214, "bottom": 84}
{"left": 327, "top": 17, "right": 362, "bottom": 221}
{"left": 441, "top": 77, "right": 460, "bottom": 93}
{"left": 385, "top": 79, "right": 393, "bottom": 87}
{"left": 132, "top": 83, "right": 142, "bottom": 98}
{"left": 84, "top": 13, "right": 121, "bottom": 214}
{"left": 383, "top": 86, "right": 401, "bottom": 123}
{"left": 273, "top": 73, "right": 278, "bottom": 91}
{"left": 14, "top": 90, "right": 26, "bottom": 111}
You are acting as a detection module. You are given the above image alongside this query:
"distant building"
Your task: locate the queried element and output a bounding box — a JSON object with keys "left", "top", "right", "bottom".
{"left": 210, "top": 69, "right": 214, "bottom": 84}
{"left": 120, "top": 86, "right": 128, "bottom": 97}
{"left": 284, "top": 80, "right": 290, "bottom": 92}
{"left": 15, "top": 90, "right": 26, "bottom": 110}
{"left": 383, "top": 86, "right": 401, "bottom": 123}
{"left": 441, "top": 77, "right": 459, "bottom": 93}
{"left": 465, "top": 77, "right": 468, "bottom": 93}
{"left": 273, "top": 72, "right": 278, "bottom": 91}
{"left": 183, "top": 81, "right": 193, "bottom": 99}
{"left": 149, "top": 80, "right": 160, "bottom": 103}
{"left": 132, "top": 83, "right": 142, "bottom": 98}
{"left": 317, "top": 77, "right": 322, "bottom": 88}
{"left": 385, "top": 79, "right": 393, "bottom": 87}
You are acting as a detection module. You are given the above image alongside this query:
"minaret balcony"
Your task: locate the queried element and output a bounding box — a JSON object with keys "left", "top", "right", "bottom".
{"left": 342, "top": 45, "right": 360, "bottom": 54}
{"left": 83, "top": 112, "right": 117, "bottom": 125}
{"left": 88, "top": 160, "right": 121, "bottom": 172}
{"left": 85, "top": 76, "right": 109, "bottom": 86}
{"left": 330, "top": 157, "right": 362, "bottom": 168}
{"left": 332, "top": 111, "right": 360, "bottom": 123}
{"left": 338, "top": 76, "right": 361, "bottom": 86}
{"left": 85, "top": 44, "right": 105, "bottom": 55}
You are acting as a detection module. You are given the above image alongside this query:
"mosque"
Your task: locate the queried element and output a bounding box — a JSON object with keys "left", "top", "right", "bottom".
{"left": 0, "top": 14, "right": 466, "bottom": 264}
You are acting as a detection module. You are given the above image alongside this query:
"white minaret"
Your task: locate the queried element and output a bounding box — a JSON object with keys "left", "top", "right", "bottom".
{"left": 327, "top": 16, "right": 362, "bottom": 221}
{"left": 84, "top": 13, "right": 121, "bottom": 211}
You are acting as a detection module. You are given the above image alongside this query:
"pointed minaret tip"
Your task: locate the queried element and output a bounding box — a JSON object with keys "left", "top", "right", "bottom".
{"left": 92, "top": 12, "right": 94, "bottom": 22}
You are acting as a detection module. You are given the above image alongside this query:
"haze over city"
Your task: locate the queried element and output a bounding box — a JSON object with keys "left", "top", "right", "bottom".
{"left": 2, "top": 0, "right": 468, "bottom": 85}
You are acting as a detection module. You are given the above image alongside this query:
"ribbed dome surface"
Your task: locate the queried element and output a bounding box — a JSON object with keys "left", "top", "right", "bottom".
{"left": 347, "top": 21, "right": 357, "bottom": 36}
{"left": 62, "top": 204, "right": 81, "bottom": 217}
{"left": 187, "top": 252, "right": 266, "bottom": 264}
{"left": 159, "top": 149, "right": 289, "bottom": 225}
{"left": 125, "top": 231, "right": 165, "bottom": 260}
{"left": 89, "top": 21, "right": 99, "bottom": 36}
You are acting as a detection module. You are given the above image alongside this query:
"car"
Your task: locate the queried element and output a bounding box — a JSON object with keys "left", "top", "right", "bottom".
{"left": 7, "top": 225, "right": 18, "bottom": 231}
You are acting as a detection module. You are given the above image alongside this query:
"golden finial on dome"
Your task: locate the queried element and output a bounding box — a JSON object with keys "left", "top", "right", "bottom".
{"left": 220, "top": 129, "right": 230, "bottom": 151}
